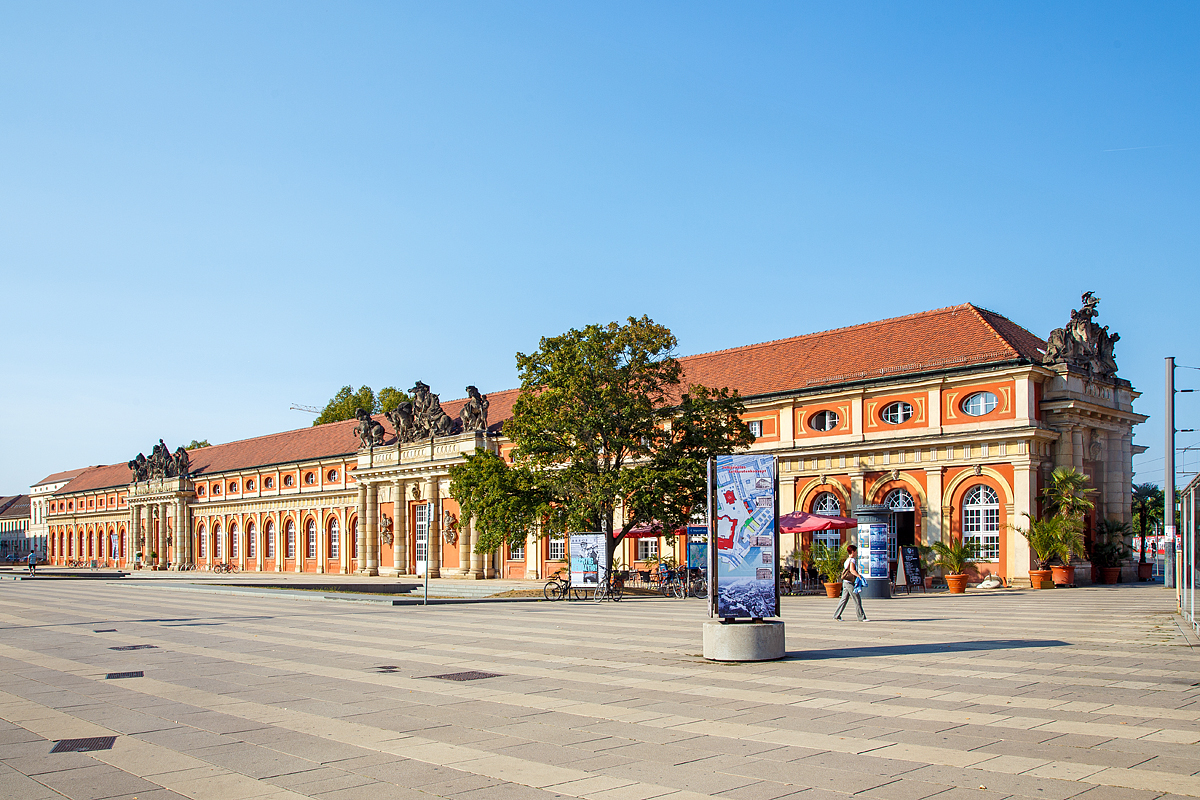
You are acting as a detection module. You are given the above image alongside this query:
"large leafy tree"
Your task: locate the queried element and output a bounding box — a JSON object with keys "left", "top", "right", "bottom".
{"left": 450, "top": 316, "right": 753, "bottom": 571}
{"left": 313, "top": 385, "right": 410, "bottom": 426}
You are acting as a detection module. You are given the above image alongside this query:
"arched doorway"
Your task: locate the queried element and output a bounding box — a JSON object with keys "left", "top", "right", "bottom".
{"left": 884, "top": 488, "right": 915, "bottom": 568}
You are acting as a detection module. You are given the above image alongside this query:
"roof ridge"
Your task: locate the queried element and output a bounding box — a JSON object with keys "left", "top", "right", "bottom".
{"left": 678, "top": 304, "right": 978, "bottom": 362}
{"left": 964, "top": 304, "right": 1022, "bottom": 359}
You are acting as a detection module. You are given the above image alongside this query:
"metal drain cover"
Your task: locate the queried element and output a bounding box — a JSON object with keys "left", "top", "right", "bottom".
{"left": 373, "top": 665, "right": 400, "bottom": 673}
{"left": 93, "top": 629, "right": 116, "bottom": 633}
{"left": 51, "top": 737, "right": 116, "bottom": 753}
{"left": 109, "top": 645, "right": 157, "bottom": 651}
{"left": 106, "top": 671, "right": 144, "bottom": 680}
{"left": 426, "top": 671, "right": 502, "bottom": 681}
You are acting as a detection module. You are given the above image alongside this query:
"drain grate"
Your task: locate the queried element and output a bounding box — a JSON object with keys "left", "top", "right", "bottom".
{"left": 109, "top": 645, "right": 157, "bottom": 651}
{"left": 426, "top": 671, "right": 502, "bottom": 682}
{"left": 105, "top": 671, "right": 144, "bottom": 680}
{"left": 373, "top": 665, "right": 400, "bottom": 673}
{"left": 51, "top": 737, "right": 116, "bottom": 753}
{"left": 93, "top": 629, "right": 116, "bottom": 633}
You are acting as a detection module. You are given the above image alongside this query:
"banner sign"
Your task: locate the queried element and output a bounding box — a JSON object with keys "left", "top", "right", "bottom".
{"left": 686, "top": 526, "right": 708, "bottom": 570}
{"left": 712, "top": 454, "right": 778, "bottom": 618}
{"left": 569, "top": 533, "right": 606, "bottom": 586}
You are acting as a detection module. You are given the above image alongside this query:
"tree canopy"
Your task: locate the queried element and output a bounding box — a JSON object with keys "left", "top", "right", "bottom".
{"left": 313, "top": 385, "right": 410, "bottom": 426}
{"left": 185, "top": 440, "right": 210, "bottom": 449}
{"left": 450, "top": 316, "right": 753, "bottom": 567}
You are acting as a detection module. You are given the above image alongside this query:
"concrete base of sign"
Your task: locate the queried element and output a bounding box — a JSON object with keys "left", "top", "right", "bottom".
{"left": 702, "top": 620, "right": 786, "bottom": 662}
{"left": 862, "top": 576, "right": 891, "bottom": 599}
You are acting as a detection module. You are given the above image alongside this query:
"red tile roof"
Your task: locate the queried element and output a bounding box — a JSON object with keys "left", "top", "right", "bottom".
{"left": 33, "top": 467, "right": 90, "bottom": 487}
{"left": 677, "top": 303, "right": 1044, "bottom": 397}
{"left": 48, "top": 304, "right": 1042, "bottom": 491}
{"left": 0, "top": 494, "right": 30, "bottom": 519}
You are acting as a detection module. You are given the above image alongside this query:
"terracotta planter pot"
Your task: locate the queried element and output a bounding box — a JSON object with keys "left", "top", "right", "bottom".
{"left": 1100, "top": 566, "right": 1121, "bottom": 584}
{"left": 823, "top": 582, "right": 843, "bottom": 598}
{"left": 945, "top": 574, "right": 969, "bottom": 594}
{"left": 1051, "top": 564, "right": 1075, "bottom": 586}
{"left": 1029, "top": 568, "right": 1052, "bottom": 589}
{"left": 1137, "top": 562, "right": 1153, "bottom": 581}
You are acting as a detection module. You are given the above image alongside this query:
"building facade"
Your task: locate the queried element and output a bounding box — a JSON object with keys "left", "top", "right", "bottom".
{"left": 0, "top": 495, "right": 34, "bottom": 560}
{"left": 41, "top": 298, "right": 1144, "bottom": 585}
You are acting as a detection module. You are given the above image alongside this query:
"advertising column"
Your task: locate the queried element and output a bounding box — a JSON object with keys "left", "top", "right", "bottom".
{"left": 854, "top": 504, "right": 891, "bottom": 599}
{"left": 710, "top": 454, "right": 778, "bottom": 620}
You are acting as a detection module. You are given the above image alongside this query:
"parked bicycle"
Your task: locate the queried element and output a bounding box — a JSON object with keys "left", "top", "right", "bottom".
{"left": 212, "top": 562, "right": 240, "bottom": 574}
{"left": 594, "top": 573, "right": 625, "bottom": 602}
{"left": 686, "top": 568, "right": 707, "bottom": 598}
{"left": 543, "top": 569, "right": 571, "bottom": 600}
{"left": 658, "top": 566, "right": 685, "bottom": 598}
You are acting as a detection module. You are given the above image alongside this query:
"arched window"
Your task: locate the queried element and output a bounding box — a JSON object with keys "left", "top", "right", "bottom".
{"left": 881, "top": 401, "right": 913, "bottom": 424}
{"left": 265, "top": 520, "right": 275, "bottom": 558}
{"left": 214, "top": 524, "right": 223, "bottom": 559}
{"left": 247, "top": 522, "right": 256, "bottom": 559}
{"left": 883, "top": 488, "right": 914, "bottom": 561}
{"left": 306, "top": 519, "right": 317, "bottom": 559}
{"left": 811, "top": 491, "right": 842, "bottom": 550}
{"left": 962, "top": 391, "right": 998, "bottom": 417}
{"left": 198, "top": 524, "right": 206, "bottom": 558}
{"left": 230, "top": 523, "right": 239, "bottom": 558}
{"left": 286, "top": 520, "right": 295, "bottom": 559}
{"left": 329, "top": 518, "right": 340, "bottom": 559}
{"left": 351, "top": 518, "right": 359, "bottom": 561}
{"left": 963, "top": 485, "right": 1000, "bottom": 561}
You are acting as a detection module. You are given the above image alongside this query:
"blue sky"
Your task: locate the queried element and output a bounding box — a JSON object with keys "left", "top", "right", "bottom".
{"left": 1, "top": 2, "right": 1197, "bottom": 491}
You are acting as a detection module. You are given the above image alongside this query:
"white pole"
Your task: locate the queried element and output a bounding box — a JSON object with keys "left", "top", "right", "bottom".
{"left": 423, "top": 500, "right": 430, "bottom": 606}
{"left": 1166, "top": 358, "right": 1177, "bottom": 594}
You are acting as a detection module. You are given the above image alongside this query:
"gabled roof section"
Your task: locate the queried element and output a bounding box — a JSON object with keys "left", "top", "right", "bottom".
{"left": 0, "top": 494, "right": 30, "bottom": 518}
{"left": 33, "top": 467, "right": 89, "bottom": 487}
{"left": 55, "top": 464, "right": 133, "bottom": 495}
{"left": 677, "top": 303, "right": 1045, "bottom": 398}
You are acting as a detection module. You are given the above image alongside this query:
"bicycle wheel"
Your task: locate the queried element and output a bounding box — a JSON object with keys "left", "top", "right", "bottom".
{"left": 572, "top": 587, "right": 588, "bottom": 601}
{"left": 594, "top": 584, "right": 605, "bottom": 603}
{"left": 544, "top": 581, "right": 563, "bottom": 601}
{"left": 230, "top": 564, "right": 240, "bottom": 573}
{"left": 670, "top": 581, "right": 685, "bottom": 599}
{"left": 612, "top": 583, "right": 623, "bottom": 602}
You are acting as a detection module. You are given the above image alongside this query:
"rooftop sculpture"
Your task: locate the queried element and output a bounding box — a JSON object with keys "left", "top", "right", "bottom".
{"left": 1043, "top": 291, "right": 1120, "bottom": 380}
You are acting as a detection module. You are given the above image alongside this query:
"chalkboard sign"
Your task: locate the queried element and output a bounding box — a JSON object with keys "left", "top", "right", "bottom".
{"left": 899, "top": 546, "right": 924, "bottom": 594}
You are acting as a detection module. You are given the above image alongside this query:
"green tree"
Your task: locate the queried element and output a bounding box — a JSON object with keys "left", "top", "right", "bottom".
{"left": 185, "top": 439, "right": 211, "bottom": 449}
{"left": 1041, "top": 466, "right": 1095, "bottom": 523}
{"left": 449, "top": 316, "right": 753, "bottom": 572}
{"left": 312, "top": 385, "right": 410, "bottom": 425}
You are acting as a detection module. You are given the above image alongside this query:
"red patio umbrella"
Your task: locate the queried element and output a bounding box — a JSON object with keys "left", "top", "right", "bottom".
{"left": 778, "top": 511, "right": 859, "bottom": 533}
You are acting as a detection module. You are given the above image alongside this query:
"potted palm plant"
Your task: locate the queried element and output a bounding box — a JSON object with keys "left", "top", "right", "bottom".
{"left": 1041, "top": 467, "right": 1094, "bottom": 586}
{"left": 1092, "top": 518, "right": 1131, "bottom": 584}
{"left": 812, "top": 543, "right": 848, "bottom": 598}
{"left": 930, "top": 539, "right": 979, "bottom": 593}
{"left": 1132, "top": 483, "right": 1162, "bottom": 581}
{"left": 1048, "top": 521, "right": 1085, "bottom": 586}
{"left": 1010, "top": 514, "right": 1061, "bottom": 589}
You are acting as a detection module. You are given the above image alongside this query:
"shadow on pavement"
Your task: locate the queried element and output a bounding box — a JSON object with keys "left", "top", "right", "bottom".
{"left": 786, "top": 638, "right": 1069, "bottom": 659}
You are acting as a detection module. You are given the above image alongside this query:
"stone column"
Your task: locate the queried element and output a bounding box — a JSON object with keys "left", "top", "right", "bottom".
{"left": 255, "top": 511, "right": 263, "bottom": 572}
{"left": 468, "top": 515, "right": 483, "bottom": 579}
{"left": 849, "top": 469, "right": 866, "bottom": 511}
{"left": 427, "top": 479, "right": 441, "bottom": 578}
{"left": 274, "top": 515, "right": 283, "bottom": 572}
{"left": 393, "top": 480, "right": 407, "bottom": 575}
{"left": 317, "top": 508, "right": 326, "bottom": 574}
{"left": 158, "top": 502, "right": 168, "bottom": 567}
{"left": 356, "top": 485, "right": 368, "bottom": 573}
{"left": 1105, "top": 430, "right": 1123, "bottom": 520}
{"left": 342, "top": 507, "right": 351, "bottom": 575}
{"left": 524, "top": 528, "right": 538, "bottom": 580}
{"left": 458, "top": 507, "right": 471, "bottom": 577}
{"left": 1011, "top": 460, "right": 1037, "bottom": 583}
{"left": 366, "top": 483, "right": 379, "bottom": 576}
{"left": 131, "top": 505, "right": 140, "bottom": 566}
{"left": 1121, "top": 433, "right": 1134, "bottom": 525}
{"left": 924, "top": 468, "right": 944, "bottom": 546}
{"left": 1071, "top": 426, "right": 1085, "bottom": 470}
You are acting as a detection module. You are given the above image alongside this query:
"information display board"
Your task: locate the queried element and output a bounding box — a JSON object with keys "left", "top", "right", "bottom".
{"left": 858, "top": 522, "right": 890, "bottom": 579}
{"left": 686, "top": 525, "right": 708, "bottom": 570}
{"left": 899, "top": 545, "right": 923, "bottom": 589}
{"left": 711, "top": 455, "right": 778, "bottom": 619}
{"left": 569, "top": 533, "right": 606, "bottom": 586}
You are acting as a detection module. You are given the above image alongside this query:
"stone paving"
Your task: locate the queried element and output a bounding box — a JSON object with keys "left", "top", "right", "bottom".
{"left": 0, "top": 579, "right": 1197, "bottom": 800}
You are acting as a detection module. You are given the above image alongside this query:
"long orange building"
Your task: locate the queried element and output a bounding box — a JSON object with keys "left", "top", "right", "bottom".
{"left": 40, "top": 298, "right": 1144, "bottom": 585}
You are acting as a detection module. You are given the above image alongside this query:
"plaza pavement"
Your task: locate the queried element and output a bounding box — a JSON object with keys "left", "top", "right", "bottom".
{"left": 0, "top": 579, "right": 1197, "bottom": 800}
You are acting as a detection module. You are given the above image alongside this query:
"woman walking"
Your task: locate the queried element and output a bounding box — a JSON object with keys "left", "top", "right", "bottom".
{"left": 834, "top": 544, "right": 868, "bottom": 622}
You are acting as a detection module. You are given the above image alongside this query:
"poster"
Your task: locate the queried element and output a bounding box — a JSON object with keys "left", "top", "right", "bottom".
{"left": 858, "top": 522, "right": 889, "bottom": 579}
{"left": 569, "top": 533, "right": 605, "bottom": 586}
{"left": 686, "top": 525, "right": 708, "bottom": 570}
{"left": 712, "top": 454, "right": 777, "bottom": 618}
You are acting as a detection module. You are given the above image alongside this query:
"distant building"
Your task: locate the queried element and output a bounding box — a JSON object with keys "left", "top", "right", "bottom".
{"left": 30, "top": 468, "right": 88, "bottom": 548}
{"left": 0, "top": 495, "right": 34, "bottom": 560}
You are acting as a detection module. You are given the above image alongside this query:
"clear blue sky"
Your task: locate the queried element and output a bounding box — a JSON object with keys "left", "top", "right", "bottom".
{"left": 2, "top": 3, "right": 1197, "bottom": 492}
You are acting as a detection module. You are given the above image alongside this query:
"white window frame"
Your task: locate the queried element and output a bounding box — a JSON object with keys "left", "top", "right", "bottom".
{"left": 510, "top": 542, "right": 525, "bottom": 561}
{"left": 265, "top": 521, "right": 275, "bottom": 558}
{"left": 962, "top": 391, "right": 998, "bottom": 417}
{"left": 747, "top": 420, "right": 764, "bottom": 438}
{"left": 884, "top": 488, "right": 914, "bottom": 561}
{"left": 198, "top": 526, "right": 206, "bottom": 558}
{"left": 230, "top": 524, "right": 239, "bottom": 559}
{"left": 810, "top": 410, "right": 839, "bottom": 432}
{"left": 881, "top": 401, "right": 913, "bottom": 424}
{"left": 286, "top": 521, "right": 295, "bottom": 559}
{"left": 813, "top": 492, "right": 841, "bottom": 516}
{"left": 637, "top": 538, "right": 658, "bottom": 561}
{"left": 548, "top": 535, "right": 565, "bottom": 561}
{"left": 415, "top": 504, "right": 429, "bottom": 565}
{"left": 214, "top": 525, "right": 223, "bottom": 559}
{"left": 962, "top": 484, "right": 1001, "bottom": 561}
{"left": 247, "top": 523, "right": 256, "bottom": 558}
{"left": 306, "top": 520, "right": 317, "bottom": 559}
{"left": 329, "top": 519, "right": 340, "bottom": 559}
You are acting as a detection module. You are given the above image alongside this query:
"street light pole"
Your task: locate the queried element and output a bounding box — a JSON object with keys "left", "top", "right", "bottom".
{"left": 1166, "top": 358, "right": 1177, "bottom": 594}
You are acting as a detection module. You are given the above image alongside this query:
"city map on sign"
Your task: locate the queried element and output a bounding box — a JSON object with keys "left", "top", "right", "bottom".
{"left": 713, "top": 454, "right": 777, "bottom": 618}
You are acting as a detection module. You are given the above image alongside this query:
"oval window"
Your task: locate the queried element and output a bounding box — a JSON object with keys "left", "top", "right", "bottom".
{"left": 304, "top": 472, "right": 315, "bottom": 485}
{"left": 327, "top": 469, "right": 338, "bottom": 481}
{"left": 197, "top": 486, "right": 205, "bottom": 496}
{"left": 881, "top": 401, "right": 913, "bottom": 424}
{"left": 212, "top": 484, "right": 221, "bottom": 495}
{"left": 284, "top": 474, "right": 294, "bottom": 487}
{"left": 264, "top": 476, "right": 274, "bottom": 489}
{"left": 245, "top": 479, "right": 255, "bottom": 490}
{"left": 229, "top": 482, "right": 238, "bottom": 493}
{"left": 962, "top": 391, "right": 998, "bottom": 417}
{"left": 809, "top": 410, "right": 840, "bottom": 432}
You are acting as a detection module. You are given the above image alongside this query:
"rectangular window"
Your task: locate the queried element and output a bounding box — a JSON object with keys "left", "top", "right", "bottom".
{"left": 266, "top": 529, "right": 275, "bottom": 558}
{"left": 548, "top": 536, "right": 565, "bottom": 561}
{"left": 248, "top": 531, "right": 256, "bottom": 558}
{"left": 637, "top": 538, "right": 658, "bottom": 560}
{"left": 964, "top": 507, "right": 1001, "bottom": 561}
{"left": 813, "top": 530, "right": 840, "bottom": 552}
{"left": 510, "top": 544, "right": 524, "bottom": 560}
{"left": 286, "top": 527, "right": 295, "bottom": 559}
{"left": 747, "top": 420, "right": 763, "bottom": 438}
{"left": 307, "top": 526, "right": 316, "bottom": 559}
{"left": 330, "top": 525, "right": 339, "bottom": 558}
{"left": 231, "top": 533, "right": 239, "bottom": 558}
{"left": 198, "top": 534, "right": 205, "bottom": 558}
{"left": 415, "top": 504, "right": 429, "bottom": 564}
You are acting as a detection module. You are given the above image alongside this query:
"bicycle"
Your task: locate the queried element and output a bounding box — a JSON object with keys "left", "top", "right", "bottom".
{"left": 659, "top": 567, "right": 685, "bottom": 598}
{"left": 544, "top": 569, "right": 571, "bottom": 601}
{"left": 212, "top": 562, "right": 240, "bottom": 574}
{"left": 687, "top": 570, "right": 707, "bottom": 598}
{"left": 594, "top": 570, "right": 627, "bottom": 602}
